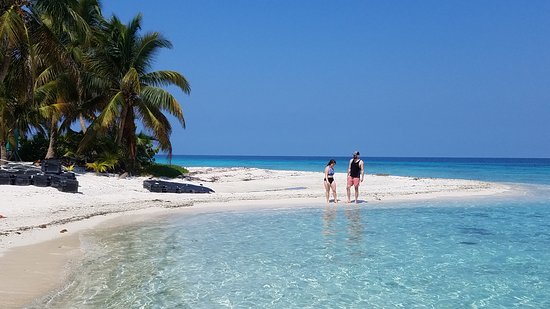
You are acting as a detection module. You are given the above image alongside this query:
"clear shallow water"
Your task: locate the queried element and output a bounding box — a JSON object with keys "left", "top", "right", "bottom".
{"left": 43, "top": 198, "right": 550, "bottom": 308}
{"left": 37, "top": 157, "right": 550, "bottom": 308}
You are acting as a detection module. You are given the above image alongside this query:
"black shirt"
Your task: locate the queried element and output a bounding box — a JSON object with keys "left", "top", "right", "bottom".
{"left": 350, "top": 159, "right": 361, "bottom": 178}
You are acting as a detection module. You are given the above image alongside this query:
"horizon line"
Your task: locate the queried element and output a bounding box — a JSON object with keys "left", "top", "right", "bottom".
{"left": 156, "top": 154, "right": 550, "bottom": 160}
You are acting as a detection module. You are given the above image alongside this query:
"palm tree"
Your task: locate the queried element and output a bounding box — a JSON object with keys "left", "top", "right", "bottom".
{"left": 81, "top": 14, "right": 190, "bottom": 171}
{"left": 0, "top": 0, "right": 94, "bottom": 162}
{"left": 45, "top": 0, "right": 104, "bottom": 135}
{"left": 0, "top": 83, "right": 15, "bottom": 163}
{"left": 0, "top": 1, "right": 31, "bottom": 85}
{"left": 0, "top": 0, "right": 33, "bottom": 163}
{"left": 36, "top": 0, "right": 96, "bottom": 158}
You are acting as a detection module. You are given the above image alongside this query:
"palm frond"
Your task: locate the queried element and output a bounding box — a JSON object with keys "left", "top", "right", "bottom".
{"left": 39, "top": 102, "right": 72, "bottom": 120}
{"left": 136, "top": 100, "right": 172, "bottom": 152}
{"left": 140, "top": 85, "right": 185, "bottom": 127}
{"left": 134, "top": 32, "right": 171, "bottom": 72}
{"left": 95, "top": 90, "right": 122, "bottom": 128}
{"left": 35, "top": 66, "right": 58, "bottom": 87}
{"left": 141, "top": 70, "right": 190, "bottom": 94}
{"left": 33, "top": 80, "right": 58, "bottom": 105}
{"left": 34, "top": 0, "right": 93, "bottom": 43}
{"left": 0, "top": 8, "right": 27, "bottom": 48}
{"left": 77, "top": 91, "right": 123, "bottom": 153}
{"left": 121, "top": 67, "right": 140, "bottom": 95}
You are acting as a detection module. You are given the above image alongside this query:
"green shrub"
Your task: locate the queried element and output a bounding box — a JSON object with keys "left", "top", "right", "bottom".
{"left": 145, "top": 163, "right": 189, "bottom": 178}
{"left": 86, "top": 159, "right": 117, "bottom": 174}
{"left": 18, "top": 134, "right": 49, "bottom": 162}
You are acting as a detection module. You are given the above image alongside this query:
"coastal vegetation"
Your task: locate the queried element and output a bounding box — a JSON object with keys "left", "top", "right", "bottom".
{"left": 145, "top": 163, "right": 189, "bottom": 178}
{"left": 0, "top": 0, "right": 189, "bottom": 174}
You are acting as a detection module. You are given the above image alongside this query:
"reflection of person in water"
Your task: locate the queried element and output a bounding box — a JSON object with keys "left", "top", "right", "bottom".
{"left": 323, "top": 206, "right": 337, "bottom": 237}
{"left": 345, "top": 207, "right": 364, "bottom": 243}
{"left": 322, "top": 206, "right": 338, "bottom": 261}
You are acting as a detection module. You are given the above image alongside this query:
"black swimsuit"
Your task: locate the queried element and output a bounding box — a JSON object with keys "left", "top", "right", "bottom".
{"left": 325, "top": 167, "right": 335, "bottom": 184}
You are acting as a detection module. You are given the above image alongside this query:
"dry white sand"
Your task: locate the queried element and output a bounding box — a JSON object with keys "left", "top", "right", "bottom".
{"left": 0, "top": 167, "right": 516, "bottom": 308}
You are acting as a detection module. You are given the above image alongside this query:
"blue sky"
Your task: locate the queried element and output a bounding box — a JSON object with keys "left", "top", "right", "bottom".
{"left": 102, "top": 1, "right": 550, "bottom": 158}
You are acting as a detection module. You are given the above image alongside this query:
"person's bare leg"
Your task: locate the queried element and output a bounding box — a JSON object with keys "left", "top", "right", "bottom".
{"left": 324, "top": 182, "right": 330, "bottom": 203}
{"left": 346, "top": 185, "right": 351, "bottom": 203}
{"left": 354, "top": 185, "right": 359, "bottom": 203}
{"left": 331, "top": 182, "right": 338, "bottom": 203}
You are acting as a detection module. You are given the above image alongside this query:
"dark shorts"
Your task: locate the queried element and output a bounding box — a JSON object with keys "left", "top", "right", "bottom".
{"left": 325, "top": 177, "right": 334, "bottom": 184}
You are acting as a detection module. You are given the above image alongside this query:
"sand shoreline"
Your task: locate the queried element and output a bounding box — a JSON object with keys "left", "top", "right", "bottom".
{"left": 0, "top": 167, "right": 518, "bottom": 308}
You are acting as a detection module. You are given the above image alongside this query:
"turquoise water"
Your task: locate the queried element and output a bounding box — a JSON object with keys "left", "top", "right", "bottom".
{"left": 38, "top": 157, "right": 550, "bottom": 308}
{"left": 159, "top": 155, "right": 550, "bottom": 185}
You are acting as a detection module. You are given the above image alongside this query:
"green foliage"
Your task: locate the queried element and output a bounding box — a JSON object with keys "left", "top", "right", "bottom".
{"left": 79, "top": 14, "right": 190, "bottom": 170}
{"left": 85, "top": 161, "right": 109, "bottom": 174}
{"left": 64, "top": 163, "right": 75, "bottom": 171}
{"left": 85, "top": 155, "right": 118, "bottom": 174}
{"left": 134, "top": 132, "right": 159, "bottom": 170}
{"left": 18, "top": 134, "right": 49, "bottom": 162}
{"left": 57, "top": 130, "right": 85, "bottom": 160}
{"left": 0, "top": 0, "right": 189, "bottom": 168}
{"left": 145, "top": 163, "right": 188, "bottom": 178}
{"left": 59, "top": 131, "right": 157, "bottom": 175}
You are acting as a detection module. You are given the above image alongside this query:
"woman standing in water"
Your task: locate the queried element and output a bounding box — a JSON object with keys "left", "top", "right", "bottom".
{"left": 324, "top": 159, "right": 338, "bottom": 203}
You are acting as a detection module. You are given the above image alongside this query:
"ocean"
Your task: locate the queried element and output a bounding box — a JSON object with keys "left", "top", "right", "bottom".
{"left": 161, "top": 155, "right": 550, "bottom": 185}
{"left": 38, "top": 156, "right": 550, "bottom": 308}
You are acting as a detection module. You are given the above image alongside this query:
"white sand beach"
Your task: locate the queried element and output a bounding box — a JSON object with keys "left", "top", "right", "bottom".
{"left": 0, "top": 167, "right": 515, "bottom": 308}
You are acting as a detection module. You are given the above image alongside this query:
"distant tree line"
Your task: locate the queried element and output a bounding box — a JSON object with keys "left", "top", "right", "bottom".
{"left": 0, "top": 0, "right": 190, "bottom": 173}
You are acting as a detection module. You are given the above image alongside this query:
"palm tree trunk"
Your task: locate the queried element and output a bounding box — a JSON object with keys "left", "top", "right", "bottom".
{"left": 45, "top": 120, "right": 58, "bottom": 159}
{"left": 125, "top": 110, "right": 137, "bottom": 172}
{"left": 127, "top": 127, "right": 136, "bottom": 160}
{"left": 77, "top": 74, "right": 87, "bottom": 133}
{"left": 79, "top": 113, "right": 87, "bottom": 133}
{"left": 116, "top": 106, "right": 128, "bottom": 146}
{"left": 0, "top": 138, "right": 7, "bottom": 165}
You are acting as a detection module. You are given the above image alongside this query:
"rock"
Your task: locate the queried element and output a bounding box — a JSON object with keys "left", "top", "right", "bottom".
{"left": 60, "top": 229, "right": 68, "bottom": 233}
{"left": 0, "top": 214, "right": 6, "bottom": 219}
{"left": 119, "top": 172, "right": 129, "bottom": 179}
{"left": 39, "top": 224, "right": 47, "bottom": 228}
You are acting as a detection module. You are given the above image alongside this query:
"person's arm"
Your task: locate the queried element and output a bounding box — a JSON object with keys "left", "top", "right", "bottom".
{"left": 324, "top": 166, "right": 329, "bottom": 180}
{"left": 347, "top": 159, "right": 352, "bottom": 177}
{"left": 360, "top": 160, "right": 365, "bottom": 182}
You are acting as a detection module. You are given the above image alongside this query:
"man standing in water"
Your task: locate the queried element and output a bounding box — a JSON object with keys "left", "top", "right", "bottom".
{"left": 346, "top": 151, "right": 364, "bottom": 203}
